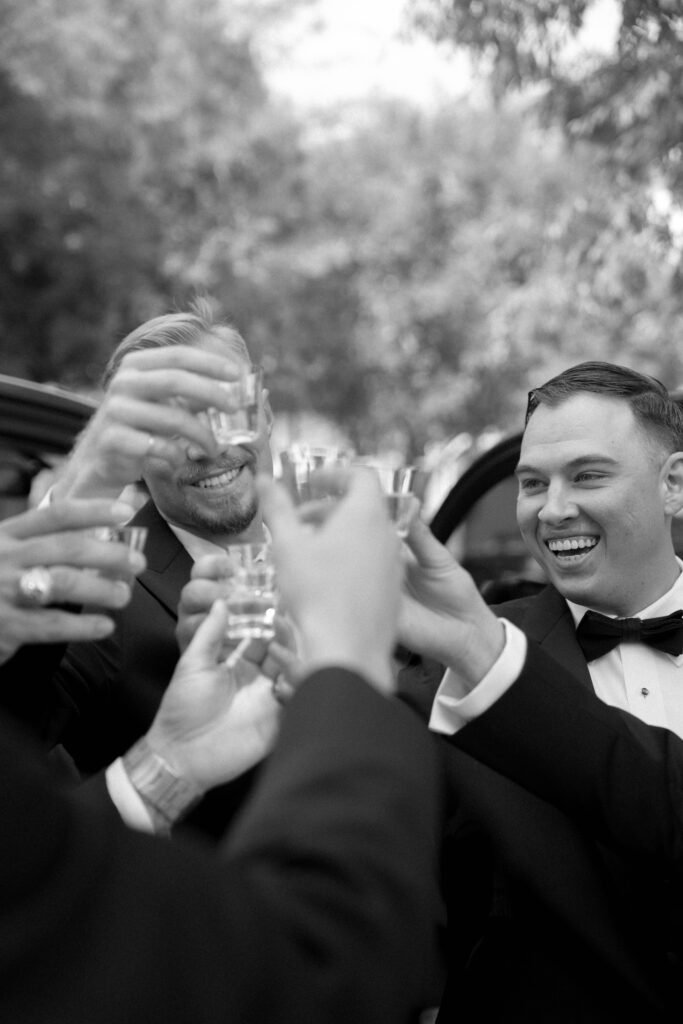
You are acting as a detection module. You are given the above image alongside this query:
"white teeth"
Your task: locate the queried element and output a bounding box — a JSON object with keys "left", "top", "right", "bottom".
{"left": 196, "top": 468, "right": 241, "bottom": 489}
{"left": 547, "top": 537, "right": 598, "bottom": 554}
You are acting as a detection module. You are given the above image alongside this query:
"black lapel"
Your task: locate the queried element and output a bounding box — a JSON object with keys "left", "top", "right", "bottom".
{"left": 130, "top": 501, "right": 193, "bottom": 619}
{"left": 494, "top": 585, "right": 594, "bottom": 692}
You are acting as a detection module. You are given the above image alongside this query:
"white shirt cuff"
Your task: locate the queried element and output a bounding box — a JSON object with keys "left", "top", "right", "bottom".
{"left": 105, "top": 757, "right": 156, "bottom": 833}
{"left": 429, "top": 619, "right": 527, "bottom": 736}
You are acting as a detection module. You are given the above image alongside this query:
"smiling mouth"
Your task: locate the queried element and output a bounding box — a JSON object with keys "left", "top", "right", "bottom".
{"left": 546, "top": 536, "right": 599, "bottom": 559}
{"left": 192, "top": 466, "right": 244, "bottom": 490}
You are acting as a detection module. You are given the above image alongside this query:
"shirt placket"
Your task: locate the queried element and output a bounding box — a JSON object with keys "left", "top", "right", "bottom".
{"left": 620, "top": 643, "right": 668, "bottom": 729}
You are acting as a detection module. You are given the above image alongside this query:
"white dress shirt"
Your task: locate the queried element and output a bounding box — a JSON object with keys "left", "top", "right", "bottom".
{"left": 430, "top": 559, "right": 683, "bottom": 741}
{"left": 565, "top": 560, "right": 683, "bottom": 738}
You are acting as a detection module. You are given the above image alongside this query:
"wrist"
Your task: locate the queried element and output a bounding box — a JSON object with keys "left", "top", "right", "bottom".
{"left": 442, "top": 618, "right": 507, "bottom": 694}
{"left": 122, "top": 736, "right": 204, "bottom": 831}
{"left": 299, "top": 629, "right": 395, "bottom": 696}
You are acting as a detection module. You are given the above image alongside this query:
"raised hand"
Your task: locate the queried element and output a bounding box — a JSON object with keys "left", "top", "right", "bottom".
{"left": 0, "top": 498, "right": 145, "bottom": 665}
{"left": 53, "top": 345, "right": 245, "bottom": 501}
{"left": 399, "top": 515, "right": 505, "bottom": 690}
{"left": 258, "top": 468, "right": 403, "bottom": 694}
{"left": 146, "top": 600, "right": 281, "bottom": 795}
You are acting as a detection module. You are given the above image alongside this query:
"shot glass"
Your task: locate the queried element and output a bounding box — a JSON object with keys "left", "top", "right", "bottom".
{"left": 222, "top": 541, "right": 277, "bottom": 642}
{"left": 93, "top": 525, "right": 149, "bottom": 553}
{"left": 278, "top": 445, "right": 352, "bottom": 504}
{"left": 358, "top": 464, "right": 419, "bottom": 538}
{"left": 206, "top": 366, "right": 263, "bottom": 447}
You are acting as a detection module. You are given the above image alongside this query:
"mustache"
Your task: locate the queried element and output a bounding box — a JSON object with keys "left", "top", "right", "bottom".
{"left": 180, "top": 451, "right": 255, "bottom": 485}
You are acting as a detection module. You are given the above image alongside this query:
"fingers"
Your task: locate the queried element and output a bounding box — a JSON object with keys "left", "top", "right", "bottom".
{"left": 177, "top": 569, "right": 235, "bottom": 654}
{"left": 271, "top": 674, "right": 296, "bottom": 704}
{"left": 1, "top": 499, "right": 135, "bottom": 540}
{"left": 182, "top": 598, "right": 229, "bottom": 668}
{"left": 97, "top": 396, "right": 220, "bottom": 453}
{"left": 33, "top": 566, "right": 133, "bottom": 610}
{"left": 404, "top": 513, "right": 453, "bottom": 567}
{"left": 118, "top": 344, "right": 242, "bottom": 384}
{"left": 345, "top": 466, "right": 391, "bottom": 520}
{"left": 190, "top": 553, "right": 235, "bottom": 581}
{"left": 273, "top": 613, "right": 297, "bottom": 649}
{"left": 180, "top": 577, "right": 225, "bottom": 613}
{"left": 7, "top": 532, "right": 146, "bottom": 580}
{"left": 263, "top": 641, "right": 301, "bottom": 682}
{"left": 84, "top": 412, "right": 218, "bottom": 474}
{"left": 4, "top": 608, "right": 116, "bottom": 650}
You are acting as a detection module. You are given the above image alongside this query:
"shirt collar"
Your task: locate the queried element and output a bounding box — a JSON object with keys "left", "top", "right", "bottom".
{"left": 164, "top": 520, "right": 270, "bottom": 563}
{"left": 566, "top": 557, "right": 683, "bottom": 627}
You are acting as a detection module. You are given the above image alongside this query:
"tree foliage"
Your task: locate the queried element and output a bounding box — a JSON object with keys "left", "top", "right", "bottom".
{"left": 1, "top": 0, "right": 683, "bottom": 467}
{"left": 409, "top": 1, "right": 683, "bottom": 198}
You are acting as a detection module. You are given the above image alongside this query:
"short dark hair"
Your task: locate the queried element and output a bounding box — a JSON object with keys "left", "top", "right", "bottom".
{"left": 101, "top": 297, "right": 250, "bottom": 389}
{"left": 525, "top": 361, "right": 683, "bottom": 452}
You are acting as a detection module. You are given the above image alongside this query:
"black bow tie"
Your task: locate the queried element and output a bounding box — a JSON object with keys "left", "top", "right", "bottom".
{"left": 575, "top": 609, "right": 683, "bottom": 662}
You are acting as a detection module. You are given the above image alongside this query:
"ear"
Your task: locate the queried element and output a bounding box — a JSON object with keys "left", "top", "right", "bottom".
{"left": 661, "top": 452, "right": 683, "bottom": 516}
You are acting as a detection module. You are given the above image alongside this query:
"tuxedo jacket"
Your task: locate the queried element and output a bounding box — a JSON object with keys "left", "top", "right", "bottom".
{"left": 49, "top": 499, "right": 256, "bottom": 837}
{"left": 399, "top": 584, "right": 680, "bottom": 1022}
{"left": 0, "top": 668, "right": 443, "bottom": 1024}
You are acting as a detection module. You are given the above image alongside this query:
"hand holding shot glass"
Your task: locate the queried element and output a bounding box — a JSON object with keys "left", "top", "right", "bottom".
{"left": 353, "top": 462, "right": 419, "bottom": 537}
{"left": 278, "top": 445, "right": 352, "bottom": 504}
{"left": 93, "top": 525, "right": 149, "bottom": 553}
{"left": 222, "top": 541, "right": 278, "bottom": 643}
{"left": 206, "top": 365, "right": 263, "bottom": 447}
{"left": 376, "top": 466, "right": 419, "bottom": 537}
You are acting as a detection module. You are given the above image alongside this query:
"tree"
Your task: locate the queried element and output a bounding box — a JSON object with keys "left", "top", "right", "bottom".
{"left": 0, "top": 0, "right": 303, "bottom": 383}
{"left": 408, "top": 0, "right": 683, "bottom": 199}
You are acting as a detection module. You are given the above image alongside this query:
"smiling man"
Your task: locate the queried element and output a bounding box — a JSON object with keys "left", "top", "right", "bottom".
{"left": 502, "top": 361, "right": 683, "bottom": 737}
{"left": 42, "top": 301, "right": 274, "bottom": 840}
{"left": 516, "top": 367, "right": 683, "bottom": 616}
{"left": 394, "top": 361, "right": 683, "bottom": 1022}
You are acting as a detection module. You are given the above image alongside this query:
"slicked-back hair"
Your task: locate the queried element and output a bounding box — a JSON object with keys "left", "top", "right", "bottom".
{"left": 525, "top": 361, "right": 683, "bottom": 453}
{"left": 101, "top": 297, "right": 250, "bottom": 390}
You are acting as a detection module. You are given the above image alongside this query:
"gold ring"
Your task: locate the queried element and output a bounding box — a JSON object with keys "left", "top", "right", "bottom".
{"left": 17, "top": 566, "right": 54, "bottom": 607}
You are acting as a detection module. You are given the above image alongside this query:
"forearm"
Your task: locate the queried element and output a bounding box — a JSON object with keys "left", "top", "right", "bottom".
{"left": 452, "top": 641, "right": 683, "bottom": 864}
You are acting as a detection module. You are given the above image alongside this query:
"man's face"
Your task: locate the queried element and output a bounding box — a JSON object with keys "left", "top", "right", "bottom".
{"left": 515, "top": 392, "right": 680, "bottom": 616}
{"left": 143, "top": 333, "right": 273, "bottom": 543}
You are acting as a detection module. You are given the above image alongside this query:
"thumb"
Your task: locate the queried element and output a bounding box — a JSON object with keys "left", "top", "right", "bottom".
{"left": 405, "top": 514, "right": 453, "bottom": 568}
{"left": 183, "top": 599, "right": 229, "bottom": 668}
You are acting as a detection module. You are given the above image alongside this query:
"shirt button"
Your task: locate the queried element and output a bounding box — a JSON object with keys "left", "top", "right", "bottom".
{"left": 641, "top": 688, "right": 649, "bottom": 697}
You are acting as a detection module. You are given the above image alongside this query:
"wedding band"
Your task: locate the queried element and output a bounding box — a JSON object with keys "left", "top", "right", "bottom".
{"left": 17, "top": 566, "right": 54, "bottom": 608}
{"left": 145, "top": 433, "right": 158, "bottom": 458}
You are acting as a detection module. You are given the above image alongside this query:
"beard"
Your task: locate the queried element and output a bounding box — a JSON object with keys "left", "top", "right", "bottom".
{"left": 181, "top": 491, "right": 259, "bottom": 537}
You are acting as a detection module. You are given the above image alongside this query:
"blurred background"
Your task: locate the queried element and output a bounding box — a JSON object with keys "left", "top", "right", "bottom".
{"left": 1, "top": 0, "right": 682, "bottom": 516}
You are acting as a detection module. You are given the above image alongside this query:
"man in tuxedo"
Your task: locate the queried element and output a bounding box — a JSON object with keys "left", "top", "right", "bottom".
{"left": 0, "top": 471, "right": 443, "bottom": 1024}
{"left": 42, "top": 300, "right": 274, "bottom": 834}
{"left": 505, "top": 359, "right": 683, "bottom": 734}
{"left": 399, "top": 512, "right": 683, "bottom": 1021}
{"left": 398, "top": 360, "right": 683, "bottom": 1021}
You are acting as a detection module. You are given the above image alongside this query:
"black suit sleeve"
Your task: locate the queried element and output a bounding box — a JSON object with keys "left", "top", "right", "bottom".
{"left": 450, "top": 640, "right": 683, "bottom": 870}
{"left": 0, "top": 668, "right": 443, "bottom": 1024}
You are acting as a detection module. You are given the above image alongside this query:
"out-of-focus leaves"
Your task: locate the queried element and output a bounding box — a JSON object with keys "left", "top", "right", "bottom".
{"left": 1, "top": 0, "right": 683, "bottom": 466}
{"left": 408, "top": 0, "right": 683, "bottom": 198}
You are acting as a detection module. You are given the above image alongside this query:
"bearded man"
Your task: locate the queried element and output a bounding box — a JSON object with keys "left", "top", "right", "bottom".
{"left": 47, "top": 300, "right": 273, "bottom": 838}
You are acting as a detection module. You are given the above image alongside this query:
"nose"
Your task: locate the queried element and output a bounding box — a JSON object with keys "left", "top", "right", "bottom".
{"left": 537, "top": 481, "right": 579, "bottom": 525}
{"left": 186, "top": 442, "right": 209, "bottom": 461}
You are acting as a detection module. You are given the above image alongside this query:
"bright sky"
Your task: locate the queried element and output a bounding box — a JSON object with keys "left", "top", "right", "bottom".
{"left": 258, "top": 0, "right": 472, "bottom": 109}
{"left": 257, "top": 0, "right": 621, "bottom": 110}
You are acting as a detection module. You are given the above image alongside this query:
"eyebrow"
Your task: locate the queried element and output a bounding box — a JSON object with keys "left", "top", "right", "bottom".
{"left": 515, "top": 454, "right": 619, "bottom": 477}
